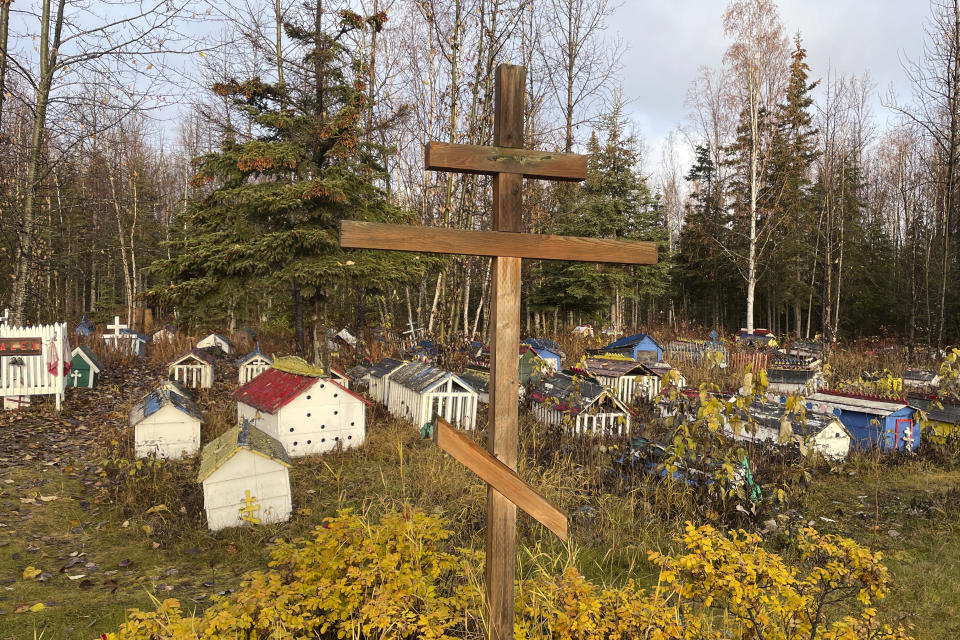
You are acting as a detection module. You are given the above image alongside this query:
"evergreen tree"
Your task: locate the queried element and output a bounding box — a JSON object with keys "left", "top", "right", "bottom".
{"left": 151, "top": 9, "right": 429, "bottom": 358}
{"left": 533, "top": 101, "right": 669, "bottom": 325}
{"left": 676, "top": 144, "right": 739, "bottom": 328}
{"left": 766, "top": 35, "right": 819, "bottom": 336}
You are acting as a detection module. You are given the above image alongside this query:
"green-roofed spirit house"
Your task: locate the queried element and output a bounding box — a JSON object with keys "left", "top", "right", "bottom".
{"left": 69, "top": 345, "right": 104, "bottom": 389}
{"left": 339, "top": 63, "right": 659, "bottom": 640}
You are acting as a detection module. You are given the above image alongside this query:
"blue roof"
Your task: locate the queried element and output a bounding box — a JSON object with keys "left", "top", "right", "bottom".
{"left": 531, "top": 348, "right": 561, "bottom": 363}
{"left": 604, "top": 333, "right": 661, "bottom": 350}
{"left": 522, "top": 338, "right": 563, "bottom": 354}
{"left": 142, "top": 390, "right": 163, "bottom": 419}
{"left": 131, "top": 384, "right": 202, "bottom": 425}
{"left": 408, "top": 340, "right": 438, "bottom": 356}
{"left": 237, "top": 348, "right": 272, "bottom": 366}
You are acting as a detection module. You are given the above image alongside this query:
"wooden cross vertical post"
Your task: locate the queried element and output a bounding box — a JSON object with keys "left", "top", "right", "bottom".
{"left": 487, "top": 64, "right": 523, "bottom": 640}
{"left": 340, "top": 63, "right": 657, "bottom": 640}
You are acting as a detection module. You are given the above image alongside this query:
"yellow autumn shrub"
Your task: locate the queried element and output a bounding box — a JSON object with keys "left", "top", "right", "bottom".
{"left": 107, "top": 509, "right": 484, "bottom": 640}
{"left": 106, "top": 511, "right": 913, "bottom": 640}
{"left": 651, "top": 522, "right": 913, "bottom": 640}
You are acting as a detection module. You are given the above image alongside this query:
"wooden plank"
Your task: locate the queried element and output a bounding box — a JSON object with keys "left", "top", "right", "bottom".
{"left": 488, "top": 64, "right": 524, "bottom": 640}
{"left": 424, "top": 142, "right": 586, "bottom": 182}
{"left": 487, "top": 252, "right": 521, "bottom": 640}
{"left": 432, "top": 416, "right": 567, "bottom": 541}
{"left": 493, "top": 172, "right": 523, "bottom": 232}
{"left": 495, "top": 64, "right": 524, "bottom": 148}
{"left": 339, "top": 221, "right": 658, "bottom": 265}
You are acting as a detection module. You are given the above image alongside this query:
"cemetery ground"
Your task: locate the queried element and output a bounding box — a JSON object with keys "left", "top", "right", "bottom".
{"left": 0, "top": 343, "right": 959, "bottom": 638}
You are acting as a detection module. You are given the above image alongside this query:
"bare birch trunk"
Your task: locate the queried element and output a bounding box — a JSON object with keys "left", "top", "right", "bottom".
{"left": 745, "top": 70, "right": 760, "bottom": 335}
{"left": 0, "top": 0, "right": 10, "bottom": 128}
{"left": 834, "top": 160, "right": 845, "bottom": 333}
{"left": 427, "top": 272, "right": 442, "bottom": 334}
{"left": 10, "top": 0, "right": 65, "bottom": 325}
{"left": 471, "top": 259, "right": 491, "bottom": 338}
{"left": 105, "top": 132, "right": 135, "bottom": 327}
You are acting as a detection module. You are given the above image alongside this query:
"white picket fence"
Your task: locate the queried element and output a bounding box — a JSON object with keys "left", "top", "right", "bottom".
{"left": 239, "top": 360, "right": 271, "bottom": 385}
{"left": 531, "top": 401, "right": 631, "bottom": 437}
{"left": 0, "top": 323, "right": 70, "bottom": 410}
{"left": 170, "top": 363, "right": 213, "bottom": 389}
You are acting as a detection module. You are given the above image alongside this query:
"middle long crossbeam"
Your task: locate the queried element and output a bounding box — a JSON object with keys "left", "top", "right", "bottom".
{"left": 339, "top": 221, "right": 658, "bottom": 265}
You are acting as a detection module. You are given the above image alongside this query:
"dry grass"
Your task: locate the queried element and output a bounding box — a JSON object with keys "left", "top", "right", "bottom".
{"left": 5, "top": 325, "right": 957, "bottom": 638}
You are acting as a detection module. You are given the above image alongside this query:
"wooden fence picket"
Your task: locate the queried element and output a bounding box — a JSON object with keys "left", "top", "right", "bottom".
{"left": 0, "top": 322, "right": 69, "bottom": 410}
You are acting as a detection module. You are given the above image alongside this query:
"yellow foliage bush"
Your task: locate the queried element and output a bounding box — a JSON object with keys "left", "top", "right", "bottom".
{"left": 106, "top": 511, "right": 913, "bottom": 640}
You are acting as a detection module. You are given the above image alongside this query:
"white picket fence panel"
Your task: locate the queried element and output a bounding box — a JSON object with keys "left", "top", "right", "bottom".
{"left": 170, "top": 363, "right": 213, "bottom": 389}
{"left": 239, "top": 361, "right": 271, "bottom": 385}
{"left": 0, "top": 323, "right": 69, "bottom": 410}
{"left": 531, "top": 401, "right": 631, "bottom": 437}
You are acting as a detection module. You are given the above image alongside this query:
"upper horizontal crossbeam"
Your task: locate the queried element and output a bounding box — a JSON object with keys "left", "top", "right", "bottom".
{"left": 425, "top": 142, "right": 587, "bottom": 182}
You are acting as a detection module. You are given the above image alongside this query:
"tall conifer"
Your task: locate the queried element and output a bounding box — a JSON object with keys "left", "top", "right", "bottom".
{"left": 152, "top": 9, "right": 427, "bottom": 355}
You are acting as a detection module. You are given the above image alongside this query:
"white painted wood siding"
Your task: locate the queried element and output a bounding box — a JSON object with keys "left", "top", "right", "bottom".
{"left": 202, "top": 449, "right": 291, "bottom": 531}
{"left": 274, "top": 379, "right": 366, "bottom": 457}
{"left": 531, "top": 401, "right": 630, "bottom": 437}
{"left": 237, "top": 402, "right": 279, "bottom": 438}
{"left": 239, "top": 359, "right": 271, "bottom": 384}
{"left": 0, "top": 323, "right": 68, "bottom": 409}
{"left": 134, "top": 405, "right": 200, "bottom": 459}
{"left": 810, "top": 423, "right": 851, "bottom": 461}
{"left": 387, "top": 376, "right": 478, "bottom": 431}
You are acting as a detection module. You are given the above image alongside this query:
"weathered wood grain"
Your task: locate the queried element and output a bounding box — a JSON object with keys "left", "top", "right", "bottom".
{"left": 432, "top": 416, "right": 568, "bottom": 541}
{"left": 339, "top": 221, "right": 659, "bottom": 265}
{"left": 487, "top": 63, "right": 525, "bottom": 640}
{"left": 424, "top": 142, "right": 587, "bottom": 182}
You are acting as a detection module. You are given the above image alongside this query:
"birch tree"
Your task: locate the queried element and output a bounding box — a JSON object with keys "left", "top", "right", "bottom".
{"left": 889, "top": 0, "right": 960, "bottom": 346}
{"left": 539, "top": 0, "right": 623, "bottom": 152}
{"left": 4, "top": 0, "right": 197, "bottom": 324}
{"left": 722, "top": 0, "right": 788, "bottom": 333}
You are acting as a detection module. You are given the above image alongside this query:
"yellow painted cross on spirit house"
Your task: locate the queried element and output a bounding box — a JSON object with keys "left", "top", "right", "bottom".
{"left": 340, "top": 63, "right": 657, "bottom": 640}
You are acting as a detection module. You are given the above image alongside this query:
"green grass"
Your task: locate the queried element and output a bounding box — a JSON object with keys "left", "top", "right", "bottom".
{"left": 800, "top": 456, "right": 960, "bottom": 640}
{"left": 0, "top": 404, "right": 668, "bottom": 639}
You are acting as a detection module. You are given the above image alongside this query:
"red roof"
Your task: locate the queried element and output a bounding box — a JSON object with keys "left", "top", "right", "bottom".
{"left": 233, "top": 368, "right": 316, "bottom": 414}
{"left": 233, "top": 369, "right": 373, "bottom": 413}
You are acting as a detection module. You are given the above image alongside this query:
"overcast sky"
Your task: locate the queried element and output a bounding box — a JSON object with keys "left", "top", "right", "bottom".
{"left": 610, "top": 0, "right": 930, "bottom": 174}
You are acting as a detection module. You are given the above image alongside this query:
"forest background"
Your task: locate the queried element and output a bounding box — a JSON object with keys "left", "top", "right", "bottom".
{"left": 2, "top": 0, "right": 959, "bottom": 355}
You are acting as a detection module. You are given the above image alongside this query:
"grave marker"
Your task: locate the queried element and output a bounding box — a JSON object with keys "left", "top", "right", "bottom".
{"left": 340, "top": 63, "right": 657, "bottom": 640}
{"left": 106, "top": 315, "right": 128, "bottom": 340}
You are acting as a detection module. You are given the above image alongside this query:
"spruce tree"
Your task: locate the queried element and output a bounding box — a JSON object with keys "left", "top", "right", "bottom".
{"left": 151, "top": 9, "right": 428, "bottom": 357}
{"left": 533, "top": 101, "right": 669, "bottom": 326}
{"left": 677, "top": 144, "right": 739, "bottom": 328}
{"left": 767, "top": 34, "right": 819, "bottom": 337}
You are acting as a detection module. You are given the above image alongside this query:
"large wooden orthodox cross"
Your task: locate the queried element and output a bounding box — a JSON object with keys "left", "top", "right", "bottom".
{"left": 340, "top": 64, "right": 657, "bottom": 640}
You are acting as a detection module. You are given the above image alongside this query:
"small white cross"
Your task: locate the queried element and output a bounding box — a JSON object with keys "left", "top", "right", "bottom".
{"left": 106, "top": 315, "right": 128, "bottom": 346}
{"left": 70, "top": 369, "right": 82, "bottom": 387}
